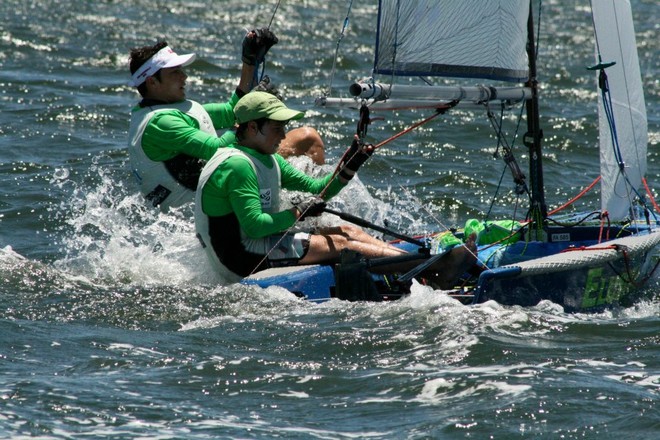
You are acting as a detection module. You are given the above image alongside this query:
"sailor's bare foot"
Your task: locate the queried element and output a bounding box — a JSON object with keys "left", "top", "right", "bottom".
{"left": 426, "top": 233, "right": 477, "bottom": 290}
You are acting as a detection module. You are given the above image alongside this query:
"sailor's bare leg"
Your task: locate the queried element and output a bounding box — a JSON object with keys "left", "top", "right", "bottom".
{"left": 318, "top": 225, "right": 406, "bottom": 255}
{"left": 300, "top": 232, "right": 406, "bottom": 264}
{"left": 299, "top": 230, "right": 477, "bottom": 286}
{"left": 425, "top": 233, "right": 478, "bottom": 289}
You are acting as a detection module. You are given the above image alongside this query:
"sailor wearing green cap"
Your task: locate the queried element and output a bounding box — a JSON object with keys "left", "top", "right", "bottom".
{"left": 194, "top": 91, "right": 382, "bottom": 280}
{"left": 194, "top": 91, "right": 477, "bottom": 284}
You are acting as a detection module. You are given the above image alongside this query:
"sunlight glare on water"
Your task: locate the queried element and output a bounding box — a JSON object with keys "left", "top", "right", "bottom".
{"left": 0, "top": 0, "right": 658, "bottom": 438}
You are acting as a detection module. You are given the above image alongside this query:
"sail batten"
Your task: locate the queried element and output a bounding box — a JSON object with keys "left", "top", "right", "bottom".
{"left": 375, "top": 0, "right": 530, "bottom": 82}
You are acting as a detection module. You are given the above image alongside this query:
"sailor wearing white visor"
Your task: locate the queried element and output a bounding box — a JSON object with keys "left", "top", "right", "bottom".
{"left": 129, "top": 45, "right": 196, "bottom": 88}
{"left": 127, "top": 32, "right": 325, "bottom": 212}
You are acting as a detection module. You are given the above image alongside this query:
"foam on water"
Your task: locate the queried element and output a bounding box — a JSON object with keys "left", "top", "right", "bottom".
{"left": 3, "top": 151, "right": 656, "bottom": 337}
{"left": 1, "top": 1, "right": 658, "bottom": 436}
{"left": 46, "top": 152, "right": 438, "bottom": 292}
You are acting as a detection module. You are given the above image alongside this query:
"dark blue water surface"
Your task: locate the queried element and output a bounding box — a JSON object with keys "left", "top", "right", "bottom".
{"left": 0, "top": 0, "right": 658, "bottom": 438}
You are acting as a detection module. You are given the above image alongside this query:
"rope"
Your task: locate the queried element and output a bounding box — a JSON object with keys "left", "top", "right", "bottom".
{"left": 373, "top": 108, "right": 445, "bottom": 150}
{"left": 560, "top": 244, "right": 617, "bottom": 253}
{"left": 642, "top": 177, "right": 660, "bottom": 216}
{"left": 535, "top": 0, "right": 543, "bottom": 62}
{"left": 317, "top": 105, "right": 451, "bottom": 200}
{"left": 598, "top": 210, "right": 610, "bottom": 243}
{"left": 325, "top": 0, "right": 354, "bottom": 98}
{"left": 557, "top": 243, "right": 660, "bottom": 288}
{"left": 547, "top": 176, "right": 601, "bottom": 216}
{"left": 616, "top": 255, "right": 660, "bottom": 287}
{"left": 609, "top": 246, "right": 659, "bottom": 287}
{"left": 485, "top": 102, "right": 529, "bottom": 200}
{"left": 267, "top": 0, "right": 281, "bottom": 29}
{"left": 249, "top": 0, "right": 282, "bottom": 87}
{"left": 477, "top": 100, "right": 528, "bottom": 239}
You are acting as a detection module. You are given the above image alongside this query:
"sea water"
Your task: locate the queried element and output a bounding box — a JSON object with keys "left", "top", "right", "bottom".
{"left": 0, "top": 0, "right": 658, "bottom": 438}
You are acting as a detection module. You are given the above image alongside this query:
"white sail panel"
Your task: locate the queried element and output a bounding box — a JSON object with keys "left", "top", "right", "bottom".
{"left": 374, "top": 0, "right": 530, "bottom": 82}
{"left": 593, "top": 0, "right": 648, "bottom": 221}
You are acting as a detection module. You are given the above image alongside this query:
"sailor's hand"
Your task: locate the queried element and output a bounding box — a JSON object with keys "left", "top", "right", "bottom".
{"left": 242, "top": 27, "right": 279, "bottom": 65}
{"left": 293, "top": 196, "right": 326, "bottom": 220}
{"left": 339, "top": 136, "right": 374, "bottom": 180}
{"left": 251, "top": 75, "right": 283, "bottom": 100}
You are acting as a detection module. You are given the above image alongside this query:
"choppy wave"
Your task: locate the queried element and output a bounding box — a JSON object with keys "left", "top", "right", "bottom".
{"left": 1, "top": 0, "right": 658, "bottom": 438}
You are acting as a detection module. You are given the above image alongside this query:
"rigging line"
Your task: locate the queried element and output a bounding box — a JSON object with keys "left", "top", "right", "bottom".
{"left": 484, "top": 164, "right": 510, "bottom": 224}
{"left": 267, "top": 0, "right": 282, "bottom": 29}
{"left": 548, "top": 176, "right": 601, "bottom": 216}
{"left": 642, "top": 178, "right": 660, "bottom": 218}
{"left": 588, "top": 0, "right": 602, "bottom": 55}
{"left": 326, "top": 0, "right": 355, "bottom": 97}
{"left": 373, "top": 110, "right": 444, "bottom": 150}
{"left": 333, "top": 105, "right": 460, "bottom": 234}
{"left": 483, "top": 102, "right": 529, "bottom": 223}
{"left": 600, "top": 72, "right": 648, "bottom": 223}
{"left": 485, "top": 102, "right": 529, "bottom": 198}
{"left": 318, "top": 107, "right": 448, "bottom": 199}
{"left": 245, "top": 192, "right": 326, "bottom": 278}
{"left": 483, "top": 103, "right": 509, "bottom": 221}
{"left": 254, "top": 62, "right": 267, "bottom": 86}
{"left": 535, "top": 0, "right": 543, "bottom": 62}
{"left": 348, "top": 113, "right": 455, "bottom": 237}
{"left": 367, "top": 156, "right": 454, "bottom": 241}
{"left": 599, "top": 74, "right": 624, "bottom": 168}
{"left": 365, "top": 156, "right": 485, "bottom": 269}
{"left": 250, "top": 1, "right": 282, "bottom": 86}
{"left": 323, "top": 110, "right": 458, "bottom": 242}
{"left": 486, "top": 102, "right": 525, "bottom": 158}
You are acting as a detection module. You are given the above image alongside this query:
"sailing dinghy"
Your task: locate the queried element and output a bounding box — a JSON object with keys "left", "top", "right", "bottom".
{"left": 243, "top": 0, "right": 660, "bottom": 312}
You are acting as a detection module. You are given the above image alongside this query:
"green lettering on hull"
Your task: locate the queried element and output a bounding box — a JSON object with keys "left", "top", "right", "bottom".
{"left": 581, "top": 267, "right": 626, "bottom": 309}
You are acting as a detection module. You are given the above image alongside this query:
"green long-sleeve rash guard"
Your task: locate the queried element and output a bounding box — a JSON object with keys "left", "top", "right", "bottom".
{"left": 202, "top": 145, "right": 346, "bottom": 239}
{"left": 141, "top": 93, "right": 240, "bottom": 162}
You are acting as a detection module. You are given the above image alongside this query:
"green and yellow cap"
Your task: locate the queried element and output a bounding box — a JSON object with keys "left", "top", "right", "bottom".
{"left": 234, "top": 91, "right": 305, "bottom": 124}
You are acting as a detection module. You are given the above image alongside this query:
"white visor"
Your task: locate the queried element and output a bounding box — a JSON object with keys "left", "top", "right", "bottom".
{"left": 129, "top": 46, "right": 196, "bottom": 87}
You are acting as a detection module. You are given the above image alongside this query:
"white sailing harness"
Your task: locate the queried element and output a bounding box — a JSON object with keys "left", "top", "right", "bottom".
{"left": 128, "top": 100, "right": 216, "bottom": 210}
{"left": 194, "top": 148, "right": 284, "bottom": 280}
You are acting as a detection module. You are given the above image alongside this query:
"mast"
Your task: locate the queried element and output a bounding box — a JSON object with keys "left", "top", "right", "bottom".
{"left": 523, "top": 0, "right": 547, "bottom": 237}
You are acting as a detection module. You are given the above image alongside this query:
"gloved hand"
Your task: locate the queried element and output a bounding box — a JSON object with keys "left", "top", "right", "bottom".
{"left": 339, "top": 137, "right": 374, "bottom": 180}
{"left": 293, "top": 196, "right": 326, "bottom": 220}
{"left": 242, "top": 27, "right": 279, "bottom": 65}
{"left": 251, "top": 75, "right": 283, "bottom": 100}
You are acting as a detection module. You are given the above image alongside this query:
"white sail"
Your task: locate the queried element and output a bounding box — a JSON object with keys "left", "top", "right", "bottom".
{"left": 375, "top": 0, "right": 530, "bottom": 82}
{"left": 592, "top": 0, "right": 648, "bottom": 221}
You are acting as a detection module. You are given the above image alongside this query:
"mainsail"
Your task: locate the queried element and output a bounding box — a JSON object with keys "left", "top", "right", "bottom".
{"left": 592, "top": 0, "right": 648, "bottom": 221}
{"left": 319, "top": 0, "right": 533, "bottom": 108}
{"left": 374, "top": 0, "right": 530, "bottom": 82}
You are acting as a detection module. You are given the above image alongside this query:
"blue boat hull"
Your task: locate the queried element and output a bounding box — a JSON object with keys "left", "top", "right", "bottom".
{"left": 242, "top": 225, "right": 660, "bottom": 311}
